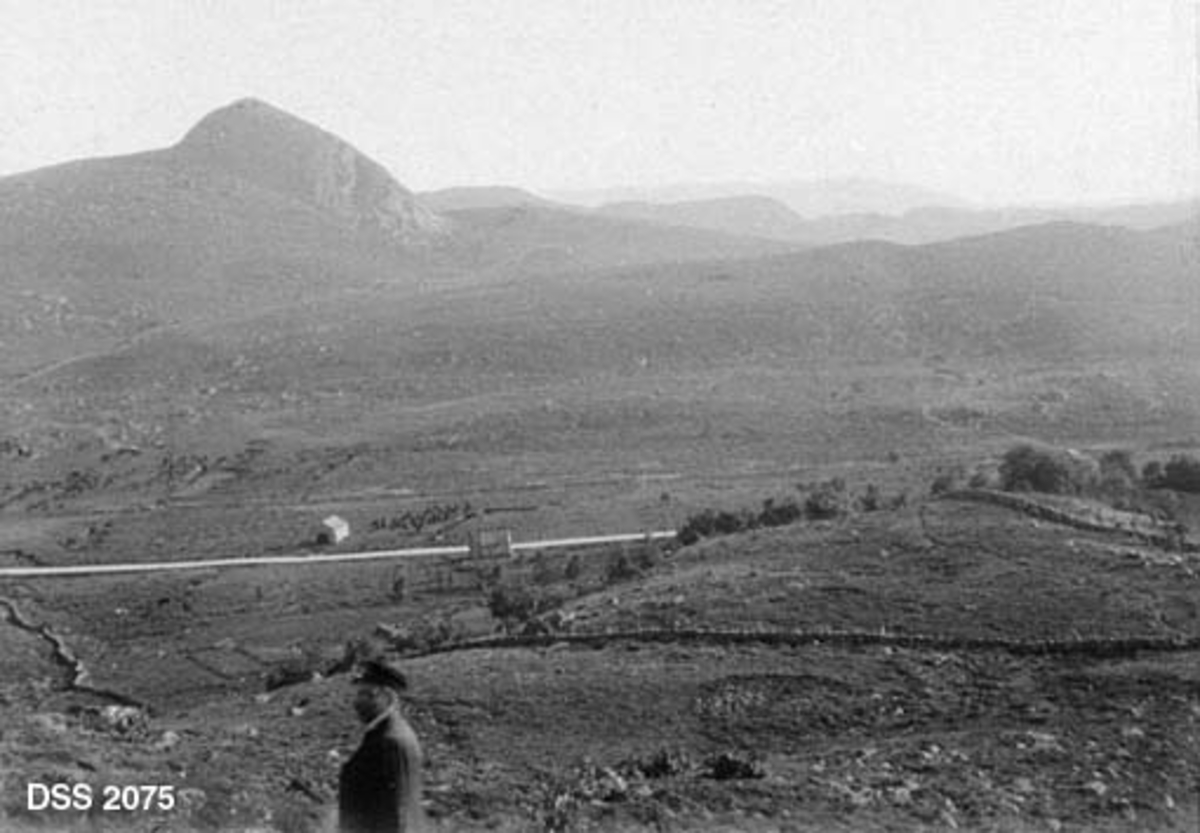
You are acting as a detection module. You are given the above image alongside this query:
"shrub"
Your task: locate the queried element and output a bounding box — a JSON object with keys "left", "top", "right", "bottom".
{"left": 485, "top": 583, "right": 564, "bottom": 631}
{"left": 1142, "top": 460, "right": 1164, "bottom": 486}
{"left": 758, "top": 497, "right": 803, "bottom": 527}
{"left": 1093, "top": 449, "right": 1137, "bottom": 502}
{"left": 1161, "top": 455, "right": 1200, "bottom": 493}
{"left": 631, "top": 540, "right": 661, "bottom": 571}
{"left": 487, "top": 584, "right": 540, "bottom": 624}
{"left": 605, "top": 552, "right": 641, "bottom": 584}
{"left": 678, "top": 509, "right": 713, "bottom": 545}
{"left": 999, "top": 444, "right": 1095, "bottom": 495}
{"left": 930, "top": 467, "right": 965, "bottom": 495}
{"left": 530, "top": 553, "right": 556, "bottom": 586}
{"left": 702, "top": 751, "right": 765, "bottom": 780}
{"left": 857, "top": 483, "right": 882, "bottom": 512}
{"left": 1099, "top": 449, "right": 1137, "bottom": 482}
{"left": 804, "top": 478, "right": 849, "bottom": 520}
{"left": 710, "top": 511, "right": 740, "bottom": 535}
{"left": 564, "top": 555, "right": 583, "bottom": 581}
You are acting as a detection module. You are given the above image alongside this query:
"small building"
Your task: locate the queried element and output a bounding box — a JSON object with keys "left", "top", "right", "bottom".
{"left": 317, "top": 515, "right": 351, "bottom": 546}
{"left": 470, "top": 527, "right": 512, "bottom": 558}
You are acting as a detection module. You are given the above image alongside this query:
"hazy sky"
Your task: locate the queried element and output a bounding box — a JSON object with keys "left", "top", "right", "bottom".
{"left": 2, "top": 0, "right": 1197, "bottom": 205}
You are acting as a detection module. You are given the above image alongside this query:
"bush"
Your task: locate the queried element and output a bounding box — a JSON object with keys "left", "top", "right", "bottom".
{"left": 677, "top": 509, "right": 718, "bottom": 545}
{"left": 605, "top": 552, "right": 641, "bottom": 584}
{"left": 1161, "top": 455, "right": 1200, "bottom": 493}
{"left": 804, "top": 478, "right": 849, "bottom": 520}
{"left": 530, "top": 553, "right": 557, "bottom": 586}
{"left": 485, "top": 583, "right": 563, "bottom": 631}
{"left": 1142, "top": 460, "right": 1164, "bottom": 486}
{"left": 564, "top": 555, "right": 583, "bottom": 581}
{"left": 1091, "top": 449, "right": 1135, "bottom": 500}
{"left": 857, "top": 483, "right": 882, "bottom": 512}
{"left": 999, "top": 444, "right": 1095, "bottom": 495}
{"left": 702, "top": 751, "right": 765, "bottom": 780}
{"left": 930, "top": 467, "right": 965, "bottom": 495}
{"left": 1099, "top": 449, "right": 1137, "bottom": 482}
{"left": 758, "top": 497, "right": 803, "bottom": 527}
{"left": 679, "top": 496, "right": 807, "bottom": 545}
{"left": 487, "top": 584, "right": 540, "bottom": 623}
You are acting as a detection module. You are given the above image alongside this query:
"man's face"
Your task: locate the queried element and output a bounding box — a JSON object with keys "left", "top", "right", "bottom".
{"left": 353, "top": 685, "right": 389, "bottom": 723}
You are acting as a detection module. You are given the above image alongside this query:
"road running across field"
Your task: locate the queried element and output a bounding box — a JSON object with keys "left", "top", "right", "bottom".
{"left": 0, "top": 530, "right": 678, "bottom": 579}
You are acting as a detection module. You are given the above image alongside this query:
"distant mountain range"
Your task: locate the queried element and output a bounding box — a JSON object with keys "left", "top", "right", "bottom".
{"left": 547, "top": 177, "right": 971, "bottom": 215}
{"left": 420, "top": 182, "right": 1198, "bottom": 247}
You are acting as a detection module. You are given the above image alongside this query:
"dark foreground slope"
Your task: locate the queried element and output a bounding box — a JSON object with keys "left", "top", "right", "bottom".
{"left": 4, "top": 495, "right": 1200, "bottom": 831}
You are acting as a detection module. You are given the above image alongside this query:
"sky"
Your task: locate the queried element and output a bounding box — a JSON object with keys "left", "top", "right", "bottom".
{"left": 1, "top": 0, "right": 1197, "bottom": 206}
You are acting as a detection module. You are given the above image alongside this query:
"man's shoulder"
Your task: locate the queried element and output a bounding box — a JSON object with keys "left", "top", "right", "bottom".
{"left": 380, "top": 713, "right": 422, "bottom": 749}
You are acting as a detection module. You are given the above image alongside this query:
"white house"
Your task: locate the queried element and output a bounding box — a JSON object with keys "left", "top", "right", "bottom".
{"left": 319, "top": 515, "right": 351, "bottom": 545}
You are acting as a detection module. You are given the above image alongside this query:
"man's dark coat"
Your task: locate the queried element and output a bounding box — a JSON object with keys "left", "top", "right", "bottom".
{"left": 338, "top": 710, "right": 424, "bottom": 832}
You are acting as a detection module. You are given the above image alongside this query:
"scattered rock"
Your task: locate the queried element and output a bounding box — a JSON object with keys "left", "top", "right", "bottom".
{"left": 230, "top": 723, "right": 259, "bottom": 739}
{"left": 154, "top": 729, "right": 181, "bottom": 750}
{"left": 1025, "top": 731, "right": 1064, "bottom": 753}
{"left": 98, "top": 705, "right": 148, "bottom": 735}
{"left": 31, "top": 712, "right": 69, "bottom": 733}
{"left": 178, "top": 787, "right": 208, "bottom": 812}
{"left": 702, "top": 751, "right": 765, "bottom": 781}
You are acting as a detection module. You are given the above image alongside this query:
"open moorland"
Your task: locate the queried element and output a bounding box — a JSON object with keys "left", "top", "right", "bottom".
{"left": 2, "top": 99, "right": 1200, "bottom": 831}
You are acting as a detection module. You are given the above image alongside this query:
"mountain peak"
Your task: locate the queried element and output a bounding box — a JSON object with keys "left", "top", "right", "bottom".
{"left": 174, "top": 98, "right": 446, "bottom": 244}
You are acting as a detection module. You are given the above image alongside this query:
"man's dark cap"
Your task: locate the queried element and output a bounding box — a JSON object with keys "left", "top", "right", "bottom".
{"left": 354, "top": 659, "right": 409, "bottom": 692}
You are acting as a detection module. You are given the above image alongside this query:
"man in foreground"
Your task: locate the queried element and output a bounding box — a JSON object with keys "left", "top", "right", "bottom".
{"left": 338, "top": 659, "right": 425, "bottom": 832}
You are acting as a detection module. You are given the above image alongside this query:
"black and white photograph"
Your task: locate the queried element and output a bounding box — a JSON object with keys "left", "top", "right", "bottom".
{"left": 1, "top": 1, "right": 1199, "bottom": 830}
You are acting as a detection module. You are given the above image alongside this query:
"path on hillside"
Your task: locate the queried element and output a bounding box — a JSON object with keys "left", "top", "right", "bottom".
{"left": 0, "top": 320, "right": 182, "bottom": 394}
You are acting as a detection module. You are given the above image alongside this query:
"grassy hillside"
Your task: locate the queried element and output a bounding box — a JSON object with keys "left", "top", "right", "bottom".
{"left": 6, "top": 496, "right": 1200, "bottom": 831}
{"left": 597, "top": 195, "right": 811, "bottom": 241}
{"left": 3, "top": 221, "right": 1198, "bottom": 520}
{"left": 436, "top": 205, "right": 794, "bottom": 273}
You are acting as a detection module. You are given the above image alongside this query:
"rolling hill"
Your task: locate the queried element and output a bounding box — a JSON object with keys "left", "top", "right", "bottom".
{"left": 597, "top": 195, "right": 811, "bottom": 241}
{"left": 4, "top": 217, "right": 1198, "bottom": 508}
{"left": 0, "top": 100, "right": 799, "bottom": 380}
{"left": 437, "top": 204, "right": 796, "bottom": 273}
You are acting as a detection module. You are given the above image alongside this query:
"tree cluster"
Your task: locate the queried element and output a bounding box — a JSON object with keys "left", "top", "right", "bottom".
{"left": 677, "top": 480, "right": 900, "bottom": 546}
